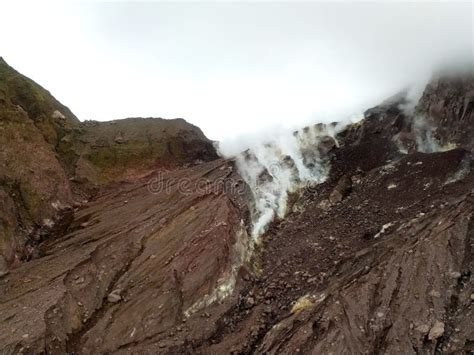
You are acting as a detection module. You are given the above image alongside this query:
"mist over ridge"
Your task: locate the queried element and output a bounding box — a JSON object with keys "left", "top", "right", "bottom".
{"left": 1, "top": 1, "right": 472, "bottom": 141}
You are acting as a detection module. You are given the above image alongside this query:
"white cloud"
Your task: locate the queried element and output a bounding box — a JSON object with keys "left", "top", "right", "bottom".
{"left": 1, "top": 1, "right": 472, "bottom": 140}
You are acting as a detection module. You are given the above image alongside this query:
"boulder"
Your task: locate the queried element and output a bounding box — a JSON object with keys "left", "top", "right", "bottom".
{"left": 329, "top": 175, "right": 352, "bottom": 204}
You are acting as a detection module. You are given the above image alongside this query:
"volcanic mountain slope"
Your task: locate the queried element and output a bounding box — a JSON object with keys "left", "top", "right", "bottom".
{"left": 0, "top": 58, "right": 217, "bottom": 274}
{"left": 0, "top": 159, "right": 250, "bottom": 354}
{"left": 172, "top": 76, "right": 474, "bottom": 354}
{"left": 0, "top": 57, "right": 78, "bottom": 274}
{"left": 0, "top": 61, "right": 473, "bottom": 354}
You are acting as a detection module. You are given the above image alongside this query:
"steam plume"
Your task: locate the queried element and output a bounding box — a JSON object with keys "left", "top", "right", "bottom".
{"left": 220, "top": 119, "right": 353, "bottom": 240}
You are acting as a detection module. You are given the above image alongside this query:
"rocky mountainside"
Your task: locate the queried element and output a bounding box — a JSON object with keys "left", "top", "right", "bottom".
{"left": 416, "top": 71, "right": 474, "bottom": 150}
{"left": 0, "top": 58, "right": 217, "bottom": 275}
{"left": 0, "top": 60, "right": 473, "bottom": 354}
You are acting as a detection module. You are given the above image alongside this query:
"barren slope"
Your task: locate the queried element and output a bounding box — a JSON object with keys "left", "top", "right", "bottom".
{"left": 0, "top": 63, "right": 473, "bottom": 354}
{"left": 0, "top": 159, "right": 249, "bottom": 354}
{"left": 0, "top": 58, "right": 217, "bottom": 273}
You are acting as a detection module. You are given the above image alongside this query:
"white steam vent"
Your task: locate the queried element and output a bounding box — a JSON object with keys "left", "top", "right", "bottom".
{"left": 412, "top": 115, "right": 457, "bottom": 153}
{"left": 220, "top": 121, "right": 348, "bottom": 241}
{"left": 413, "top": 116, "right": 441, "bottom": 153}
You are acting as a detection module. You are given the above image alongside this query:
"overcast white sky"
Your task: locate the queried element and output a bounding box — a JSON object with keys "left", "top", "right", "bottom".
{"left": 1, "top": 1, "right": 473, "bottom": 140}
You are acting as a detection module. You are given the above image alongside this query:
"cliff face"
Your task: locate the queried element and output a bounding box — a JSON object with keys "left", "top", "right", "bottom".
{"left": 415, "top": 71, "right": 474, "bottom": 150}
{"left": 0, "top": 60, "right": 473, "bottom": 354}
{"left": 72, "top": 117, "right": 218, "bottom": 186}
{"left": 0, "top": 58, "right": 77, "bottom": 271}
{"left": 0, "top": 59, "right": 218, "bottom": 272}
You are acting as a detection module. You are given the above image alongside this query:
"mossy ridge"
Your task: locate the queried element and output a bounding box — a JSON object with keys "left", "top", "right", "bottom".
{"left": 0, "top": 57, "right": 78, "bottom": 124}
{"left": 0, "top": 109, "right": 72, "bottom": 221}
{"left": 0, "top": 58, "right": 218, "bottom": 189}
{"left": 0, "top": 57, "right": 219, "bottom": 266}
{"left": 75, "top": 118, "right": 218, "bottom": 185}
{"left": 0, "top": 57, "right": 82, "bottom": 175}
{"left": 82, "top": 138, "right": 189, "bottom": 184}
